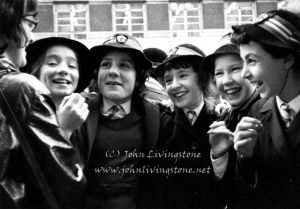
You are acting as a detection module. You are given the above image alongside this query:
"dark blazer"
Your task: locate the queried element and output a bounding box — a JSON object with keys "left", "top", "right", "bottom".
{"left": 157, "top": 104, "right": 222, "bottom": 209}
{"left": 236, "top": 97, "right": 300, "bottom": 209}
{"left": 72, "top": 94, "right": 160, "bottom": 209}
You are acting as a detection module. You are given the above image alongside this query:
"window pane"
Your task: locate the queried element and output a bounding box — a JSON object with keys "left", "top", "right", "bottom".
{"left": 131, "top": 12, "right": 143, "bottom": 17}
{"left": 227, "top": 16, "right": 239, "bottom": 22}
{"left": 241, "top": 10, "right": 252, "bottom": 15}
{"left": 77, "top": 19, "right": 86, "bottom": 25}
{"left": 132, "top": 25, "right": 143, "bottom": 31}
{"left": 187, "top": 24, "right": 199, "bottom": 30}
{"left": 188, "top": 31, "right": 199, "bottom": 37}
{"left": 187, "top": 11, "right": 198, "bottom": 16}
{"left": 75, "top": 11, "right": 86, "bottom": 18}
{"left": 116, "top": 25, "right": 128, "bottom": 31}
{"left": 116, "top": 12, "right": 126, "bottom": 18}
{"left": 241, "top": 16, "right": 253, "bottom": 22}
{"left": 131, "top": 4, "right": 143, "bottom": 9}
{"left": 58, "top": 26, "right": 71, "bottom": 32}
{"left": 173, "top": 17, "right": 184, "bottom": 23}
{"left": 74, "top": 34, "right": 86, "bottom": 39}
{"left": 58, "top": 19, "right": 70, "bottom": 25}
{"left": 173, "top": 24, "right": 185, "bottom": 30}
{"left": 58, "top": 12, "right": 70, "bottom": 18}
{"left": 115, "top": 4, "right": 127, "bottom": 10}
{"left": 58, "top": 34, "right": 71, "bottom": 38}
{"left": 132, "top": 18, "right": 143, "bottom": 24}
{"left": 132, "top": 33, "right": 144, "bottom": 38}
{"left": 74, "top": 26, "right": 86, "bottom": 32}
{"left": 187, "top": 17, "right": 199, "bottom": 23}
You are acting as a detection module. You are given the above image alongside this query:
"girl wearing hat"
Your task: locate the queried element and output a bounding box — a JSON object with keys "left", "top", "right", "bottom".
{"left": 202, "top": 43, "right": 260, "bottom": 208}
{"left": 230, "top": 9, "right": 300, "bottom": 208}
{"left": 71, "top": 33, "right": 160, "bottom": 209}
{"left": 156, "top": 43, "right": 223, "bottom": 209}
{"left": 22, "top": 37, "right": 93, "bottom": 133}
{"left": 0, "top": 0, "right": 85, "bottom": 208}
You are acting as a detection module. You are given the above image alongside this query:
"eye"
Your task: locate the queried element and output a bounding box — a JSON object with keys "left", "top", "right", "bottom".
{"left": 120, "top": 62, "right": 132, "bottom": 69}
{"left": 47, "top": 61, "right": 57, "bottom": 67}
{"left": 246, "top": 58, "right": 257, "bottom": 65}
{"left": 68, "top": 64, "right": 78, "bottom": 69}
{"left": 179, "top": 73, "right": 188, "bottom": 78}
{"left": 100, "top": 61, "right": 110, "bottom": 68}
{"left": 232, "top": 67, "right": 242, "bottom": 72}
{"left": 214, "top": 71, "right": 223, "bottom": 77}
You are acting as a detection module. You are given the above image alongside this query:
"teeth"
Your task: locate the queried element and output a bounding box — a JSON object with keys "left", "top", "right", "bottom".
{"left": 53, "top": 79, "right": 69, "bottom": 84}
{"left": 225, "top": 88, "right": 240, "bottom": 94}
{"left": 173, "top": 92, "right": 187, "bottom": 97}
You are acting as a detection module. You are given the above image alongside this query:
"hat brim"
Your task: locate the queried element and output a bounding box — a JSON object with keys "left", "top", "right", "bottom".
{"left": 202, "top": 51, "right": 240, "bottom": 75}
{"left": 232, "top": 24, "right": 291, "bottom": 49}
{"left": 154, "top": 54, "right": 203, "bottom": 78}
{"left": 90, "top": 44, "right": 152, "bottom": 72}
{"left": 24, "top": 37, "right": 93, "bottom": 93}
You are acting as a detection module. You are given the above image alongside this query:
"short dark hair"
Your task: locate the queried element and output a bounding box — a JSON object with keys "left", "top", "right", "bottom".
{"left": 164, "top": 56, "right": 212, "bottom": 98}
{"left": 94, "top": 48, "right": 148, "bottom": 95}
{"left": 230, "top": 29, "right": 300, "bottom": 70}
{"left": 0, "top": 0, "right": 37, "bottom": 51}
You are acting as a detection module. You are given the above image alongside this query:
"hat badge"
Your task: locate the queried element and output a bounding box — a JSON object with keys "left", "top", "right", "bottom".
{"left": 116, "top": 34, "right": 128, "bottom": 44}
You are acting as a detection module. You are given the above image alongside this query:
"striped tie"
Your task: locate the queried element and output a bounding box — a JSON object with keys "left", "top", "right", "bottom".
{"left": 103, "top": 105, "right": 126, "bottom": 120}
{"left": 186, "top": 110, "right": 196, "bottom": 125}
{"left": 280, "top": 103, "right": 296, "bottom": 128}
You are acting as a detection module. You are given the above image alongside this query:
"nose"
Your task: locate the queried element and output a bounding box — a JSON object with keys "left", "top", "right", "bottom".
{"left": 241, "top": 65, "right": 251, "bottom": 79}
{"left": 57, "top": 63, "right": 69, "bottom": 75}
{"left": 108, "top": 64, "right": 120, "bottom": 77}
{"left": 222, "top": 72, "right": 234, "bottom": 86}
{"left": 170, "top": 78, "right": 181, "bottom": 90}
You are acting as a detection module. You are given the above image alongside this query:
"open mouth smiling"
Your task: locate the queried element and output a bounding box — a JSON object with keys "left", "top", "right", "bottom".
{"left": 53, "top": 78, "right": 71, "bottom": 85}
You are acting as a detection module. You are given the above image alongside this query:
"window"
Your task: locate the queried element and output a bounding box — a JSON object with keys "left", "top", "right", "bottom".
{"left": 113, "top": 3, "right": 145, "bottom": 38}
{"left": 54, "top": 4, "right": 88, "bottom": 39}
{"left": 170, "top": 3, "right": 201, "bottom": 38}
{"left": 225, "top": 2, "right": 255, "bottom": 29}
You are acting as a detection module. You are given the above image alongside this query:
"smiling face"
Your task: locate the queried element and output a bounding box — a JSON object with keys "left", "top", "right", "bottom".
{"left": 214, "top": 54, "right": 255, "bottom": 107}
{"left": 97, "top": 51, "right": 137, "bottom": 104}
{"left": 39, "top": 45, "right": 79, "bottom": 101}
{"left": 164, "top": 66, "right": 203, "bottom": 110}
{"left": 240, "top": 41, "right": 286, "bottom": 98}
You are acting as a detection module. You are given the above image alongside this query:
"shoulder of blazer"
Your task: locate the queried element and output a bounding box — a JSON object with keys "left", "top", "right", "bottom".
{"left": 249, "top": 97, "right": 274, "bottom": 119}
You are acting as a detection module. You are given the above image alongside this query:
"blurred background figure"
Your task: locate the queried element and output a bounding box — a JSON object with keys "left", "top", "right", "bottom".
{"left": 143, "top": 47, "right": 170, "bottom": 103}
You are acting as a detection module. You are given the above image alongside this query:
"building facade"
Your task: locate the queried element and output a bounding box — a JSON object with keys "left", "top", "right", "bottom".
{"left": 35, "top": 0, "right": 278, "bottom": 53}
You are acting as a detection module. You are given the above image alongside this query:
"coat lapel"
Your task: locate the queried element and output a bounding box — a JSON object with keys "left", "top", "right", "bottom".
{"left": 142, "top": 100, "right": 160, "bottom": 150}
{"left": 86, "top": 94, "right": 101, "bottom": 166}
{"left": 173, "top": 107, "right": 197, "bottom": 139}
{"left": 261, "top": 98, "right": 294, "bottom": 169}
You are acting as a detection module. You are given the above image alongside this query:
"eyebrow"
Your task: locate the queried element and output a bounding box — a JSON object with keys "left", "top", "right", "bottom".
{"left": 46, "top": 54, "right": 78, "bottom": 62}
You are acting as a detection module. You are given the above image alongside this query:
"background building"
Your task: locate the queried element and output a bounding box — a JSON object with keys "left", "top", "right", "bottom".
{"left": 35, "top": 0, "right": 279, "bottom": 53}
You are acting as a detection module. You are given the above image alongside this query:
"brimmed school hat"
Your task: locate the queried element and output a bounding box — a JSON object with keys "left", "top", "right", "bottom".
{"left": 232, "top": 9, "right": 300, "bottom": 51}
{"left": 23, "top": 37, "right": 92, "bottom": 93}
{"left": 90, "top": 33, "right": 152, "bottom": 72}
{"left": 201, "top": 44, "right": 240, "bottom": 75}
{"left": 154, "top": 43, "right": 205, "bottom": 77}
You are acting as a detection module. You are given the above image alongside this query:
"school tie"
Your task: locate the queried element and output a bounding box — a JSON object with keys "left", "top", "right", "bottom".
{"left": 280, "top": 103, "right": 296, "bottom": 128}
{"left": 103, "top": 105, "right": 126, "bottom": 120}
{"left": 186, "top": 110, "right": 196, "bottom": 125}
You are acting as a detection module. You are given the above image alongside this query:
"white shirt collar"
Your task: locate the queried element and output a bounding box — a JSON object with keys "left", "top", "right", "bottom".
{"left": 183, "top": 100, "right": 205, "bottom": 119}
{"left": 276, "top": 94, "right": 300, "bottom": 115}
{"left": 102, "top": 98, "right": 131, "bottom": 114}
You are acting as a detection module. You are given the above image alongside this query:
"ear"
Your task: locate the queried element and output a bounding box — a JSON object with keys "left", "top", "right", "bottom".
{"left": 283, "top": 54, "right": 295, "bottom": 70}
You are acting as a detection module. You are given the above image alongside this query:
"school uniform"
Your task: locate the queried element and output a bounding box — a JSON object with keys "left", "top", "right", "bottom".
{"left": 72, "top": 94, "right": 160, "bottom": 209}
{"left": 235, "top": 95, "right": 300, "bottom": 209}
{"left": 158, "top": 102, "right": 222, "bottom": 209}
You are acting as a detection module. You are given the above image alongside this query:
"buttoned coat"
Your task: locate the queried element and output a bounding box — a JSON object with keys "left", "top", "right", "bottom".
{"left": 157, "top": 104, "right": 222, "bottom": 209}
{"left": 236, "top": 97, "right": 300, "bottom": 209}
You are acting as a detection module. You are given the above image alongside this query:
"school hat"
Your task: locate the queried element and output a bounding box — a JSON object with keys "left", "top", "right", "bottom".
{"left": 23, "top": 37, "right": 92, "bottom": 93}
{"left": 201, "top": 44, "right": 240, "bottom": 75}
{"left": 90, "top": 33, "right": 152, "bottom": 72}
{"left": 154, "top": 43, "right": 205, "bottom": 77}
{"left": 232, "top": 9, "right": 300, "bottom": 51}
{"left": 143, "top": 48, "right": 167, "bottom": 67}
